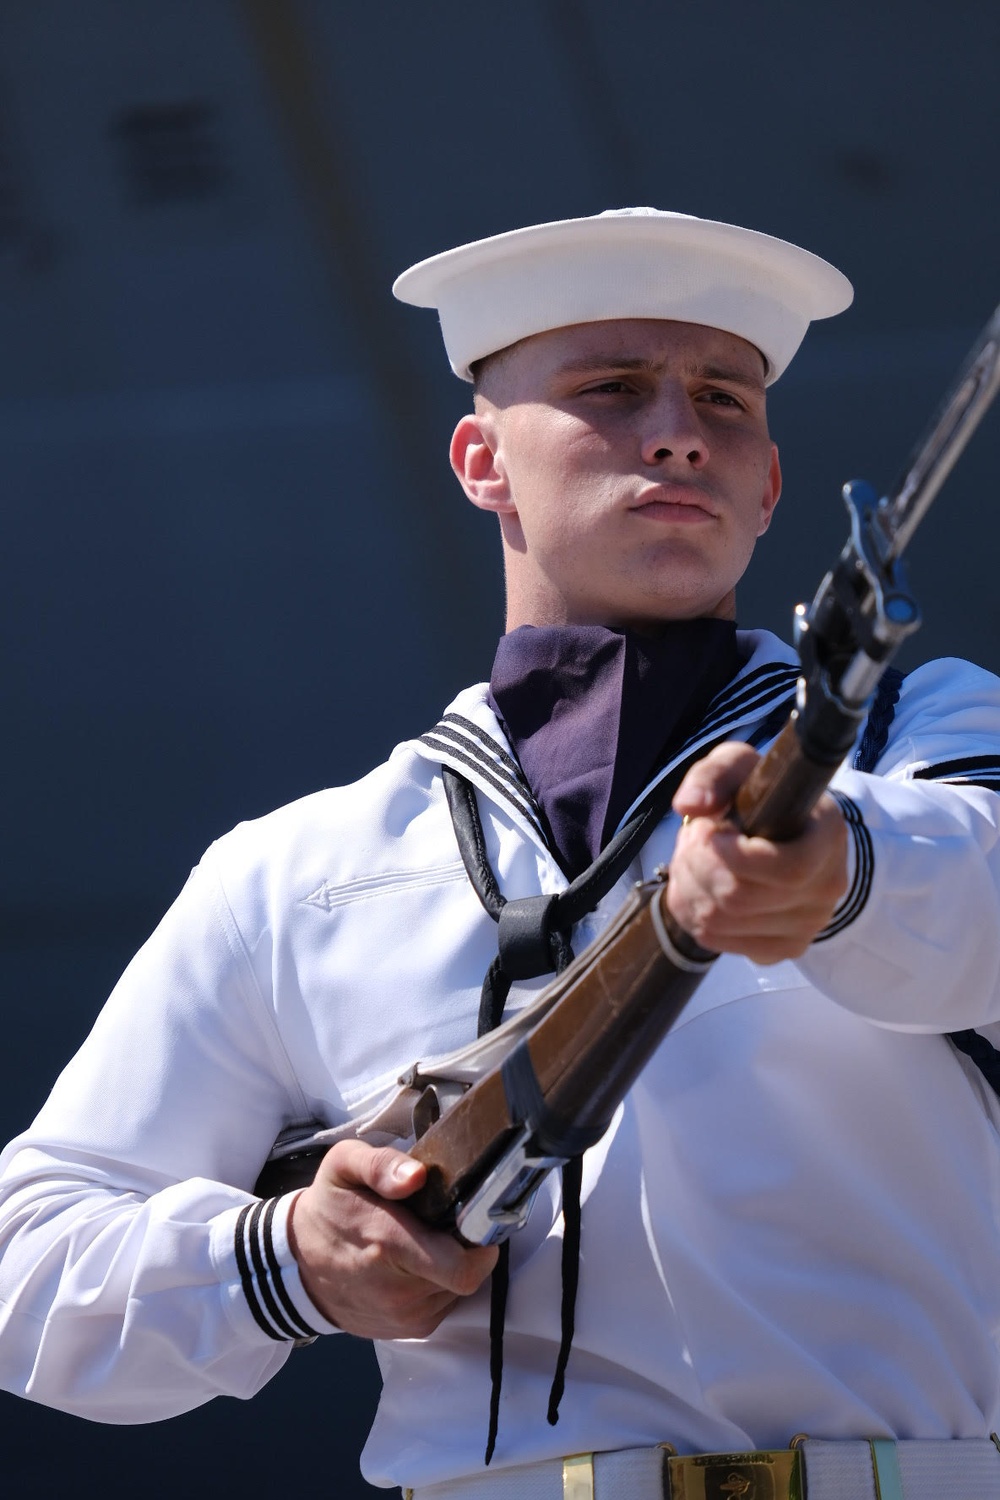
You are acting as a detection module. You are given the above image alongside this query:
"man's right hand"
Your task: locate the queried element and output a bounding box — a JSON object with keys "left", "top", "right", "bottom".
{"left": 286, "top": 1138, "right": 499, "bottom": 1339}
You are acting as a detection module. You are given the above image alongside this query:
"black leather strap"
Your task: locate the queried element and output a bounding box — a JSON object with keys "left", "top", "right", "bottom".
{"left": 443, "top": 767, "right": 505, "bottom": 921}
{"left": 497, "top": 895, "right": 557, "bottom": 980}
{"left": 444, "top": 728, "right": 735, "bottom": 992}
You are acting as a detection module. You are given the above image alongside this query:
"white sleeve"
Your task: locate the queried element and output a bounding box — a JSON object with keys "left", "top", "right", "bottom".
{"left": 0, "top": 856, "right": 337, "bottom": 1423}
{"left": 797, "top": 656, "right": 1000, "bottom": 1033}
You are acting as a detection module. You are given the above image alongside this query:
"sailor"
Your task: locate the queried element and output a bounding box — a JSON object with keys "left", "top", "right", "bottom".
{"left": 3, "top": 208, "right": 1000, "bottom": 1500}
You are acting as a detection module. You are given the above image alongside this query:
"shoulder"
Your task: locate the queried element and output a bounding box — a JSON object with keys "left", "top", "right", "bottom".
{"left": 896, "top": 654, "right": 1000, "bottom": 709}
{"left": 872, "top": 656, "right": 1000, "bottom": 778}
{"left": 200, "top": 694, "right": 491, "bottom": 931}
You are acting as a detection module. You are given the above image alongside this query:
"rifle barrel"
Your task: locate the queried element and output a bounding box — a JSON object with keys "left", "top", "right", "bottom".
{"left": 884, "top": 303, "right": 1000, "bottom": 559}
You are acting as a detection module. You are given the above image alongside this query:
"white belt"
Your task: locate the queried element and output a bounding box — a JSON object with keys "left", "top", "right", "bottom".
{"left": 406, "top": 1436, "right": 1000, "bottom": 1500}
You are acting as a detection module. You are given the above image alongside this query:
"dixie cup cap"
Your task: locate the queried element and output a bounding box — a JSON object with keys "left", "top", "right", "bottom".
{"left": 392, "top": 207, "right": 853, "bottom": 385}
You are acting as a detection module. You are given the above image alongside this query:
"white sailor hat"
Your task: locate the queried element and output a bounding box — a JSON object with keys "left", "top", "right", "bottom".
{"left": 393, "top": 207, "right": 853, "bottom": 386}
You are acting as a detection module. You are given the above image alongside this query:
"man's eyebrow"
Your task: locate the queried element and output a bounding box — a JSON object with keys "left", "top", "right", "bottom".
{"left": 553, "top": 354, "right": 766, "bottom": 390}
{"left": 697, "top": 361, "right": 767, "bottom": 390}
{"left": 701, "top": 360, "right": 773, "bottom": 390}
{"left": 554, "top": 355, "right": 657, "bottom": 376}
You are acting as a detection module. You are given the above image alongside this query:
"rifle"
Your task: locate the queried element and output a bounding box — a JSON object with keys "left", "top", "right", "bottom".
{"left": 256, "top": 304, "right": 1000, "bottom": 1244}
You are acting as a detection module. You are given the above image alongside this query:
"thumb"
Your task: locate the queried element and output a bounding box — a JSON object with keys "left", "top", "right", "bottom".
{"left": 673, "top": 742, "right": 761, "bottom": 820}
{"left": 319, "top": 1138, "right": 427, "bottom": 1202}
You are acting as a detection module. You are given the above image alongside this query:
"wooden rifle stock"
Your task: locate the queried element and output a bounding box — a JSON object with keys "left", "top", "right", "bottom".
{"left": 731, "top": 715, "right": 838, "bottom": 841}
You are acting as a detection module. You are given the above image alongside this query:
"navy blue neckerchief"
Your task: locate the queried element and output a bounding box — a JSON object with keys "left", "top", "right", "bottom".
{"left": 489, "top": 619, "right": 741, "bottom": 879}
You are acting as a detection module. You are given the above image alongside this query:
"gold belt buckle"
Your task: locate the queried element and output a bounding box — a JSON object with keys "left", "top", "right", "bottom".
{"left": 666, "top": 1448, "right": 804, "bottom": 1500}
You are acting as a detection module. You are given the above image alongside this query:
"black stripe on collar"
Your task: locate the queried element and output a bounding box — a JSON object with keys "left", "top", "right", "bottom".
{"left": 420, "top": 729, "right": 547, "bottom": 842}
{"left": 699, "top": 663, "right": 800, "bottom": 737}
{"left": 615, "top": 668, "right": 799, "bottom": 833}
{"left": 421, "top": 663, "right": 799, "bottom": 848}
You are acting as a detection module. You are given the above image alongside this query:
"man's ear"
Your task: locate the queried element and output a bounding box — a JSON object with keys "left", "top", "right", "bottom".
{"left": 756, "top": 443, "right": 783, "bottom": 536}
{"left": 450, "top": 412, "right": 516, "bottom": 514}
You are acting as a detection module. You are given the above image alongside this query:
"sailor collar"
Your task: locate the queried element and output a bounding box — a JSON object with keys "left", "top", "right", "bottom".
{"left": 414, "top": 629, "right": 800, "bottom": 857}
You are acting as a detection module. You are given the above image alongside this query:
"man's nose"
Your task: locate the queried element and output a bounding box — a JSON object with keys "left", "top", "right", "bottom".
{"left": 639, "top": 388, "right": 709, "bottom": 469}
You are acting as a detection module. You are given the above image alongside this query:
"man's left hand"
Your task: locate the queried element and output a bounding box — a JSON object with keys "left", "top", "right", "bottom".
{"left": 668, "top": 742, "right": 849, "bottom": 964}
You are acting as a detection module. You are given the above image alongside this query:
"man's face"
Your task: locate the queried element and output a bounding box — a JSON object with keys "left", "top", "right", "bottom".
{"left": 456, "top": 318, "right": 781, "bottom": 630}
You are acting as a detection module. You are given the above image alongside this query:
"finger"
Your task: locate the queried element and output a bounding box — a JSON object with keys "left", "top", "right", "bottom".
{"left": 676, "top": 793, "right": 846, "bottom": 885}
{"left": 319, "top": 1138, "right": 427, "bottom": 1202}
{"left": 670, "top": 842, "right": 843, "bottom": 927}
{"left": 418, "top": 1238, "right": 500, "bottom": 1298}
{"left": 669, "top": 877, "right": 845, "bottom": 958}
{"left": 318, "top": 1143, "right": 500, "bottom": 1295}
{"left": 672, "top": 742, "right": 761, "bottom": 819}
{"left": 334, "top": 1286, "right": 464, "bottom": 1343}
{"left": 380, "top": 1290, "right": 462, "bottom": 1341}
{"left": 290, "top": 1179, "right": 498, "bottom": 1332}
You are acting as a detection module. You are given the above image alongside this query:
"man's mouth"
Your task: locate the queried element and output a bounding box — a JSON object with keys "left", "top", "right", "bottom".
{"left": 631, "top": 485, "right": 717, "bottom": 521}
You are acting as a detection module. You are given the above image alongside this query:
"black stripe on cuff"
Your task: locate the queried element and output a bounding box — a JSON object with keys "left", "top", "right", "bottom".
{"left": 814, "top": 792, "right": 873, "bottom": 942}
{"left": 261, "top": 1196, "right": 319, "bottom": 1340}
{"left": 234, "top": 1203, "right": 286, "bottom": 1342}
{"left": 245, "top": 1199, "right": 301, "bottom": 1340}
{"left": 235, "top": 1199, "right": 319, "bottom": 1342}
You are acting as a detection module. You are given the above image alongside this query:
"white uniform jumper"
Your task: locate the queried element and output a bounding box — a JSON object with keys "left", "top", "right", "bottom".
{"left": 2, "top": 630, "right": 1000, "bottom": 1492}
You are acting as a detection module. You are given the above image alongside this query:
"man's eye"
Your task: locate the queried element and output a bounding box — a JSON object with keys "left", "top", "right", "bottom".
{"left": 584, "top": 380, "right": 630, "bottom": 395}
{"left": 703, "top": 390, "right": 742, "bottom": 408}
